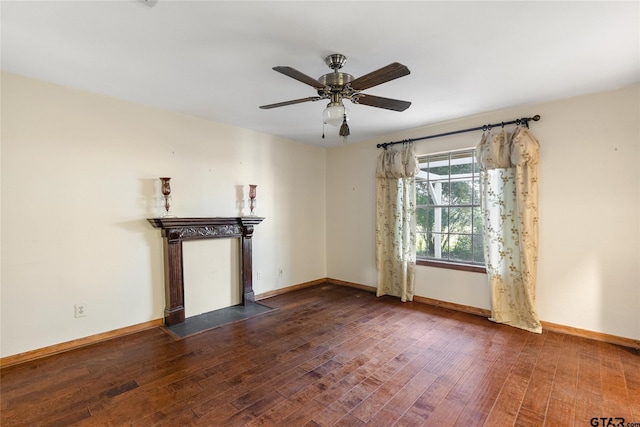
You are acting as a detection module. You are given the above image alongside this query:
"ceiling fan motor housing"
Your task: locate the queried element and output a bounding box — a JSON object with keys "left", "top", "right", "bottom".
{"left": 318, "top": 72, "right": 354, "bottom": 89}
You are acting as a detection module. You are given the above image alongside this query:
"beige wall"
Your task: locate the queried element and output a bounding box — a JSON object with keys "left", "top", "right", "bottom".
{"left": 1, "top": 72, "right": 327, "bottom": 357}
{"left": 2, "top": 72, "right": 638, "bottom": 358}
{"left": 327, "top": 85, "right": 640, "bottom": 341}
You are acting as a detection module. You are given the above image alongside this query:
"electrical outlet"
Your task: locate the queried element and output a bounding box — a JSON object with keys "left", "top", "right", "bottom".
{"left": 257, "top": 272, "right": 262, "bottom": 280}
{"left": 279, "top": 269, "right": 283, "bottom": 277}
{"left": 74, "top": 304, "right": 87, "bottom": 318}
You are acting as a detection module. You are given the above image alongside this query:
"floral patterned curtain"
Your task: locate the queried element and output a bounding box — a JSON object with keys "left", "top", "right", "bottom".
{"left": 375, "top": 143, "right": 419, "bottom": 302}
{"left": 476, "top": 127, "right": 542, "bottom": 333}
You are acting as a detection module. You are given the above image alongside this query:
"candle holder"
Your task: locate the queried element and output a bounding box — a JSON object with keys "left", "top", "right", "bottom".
{"left": 160, "top": 177, "right": 172, "bottom": 216}
{"left": 248, "top": 184, "right": 257, "bottom": 216}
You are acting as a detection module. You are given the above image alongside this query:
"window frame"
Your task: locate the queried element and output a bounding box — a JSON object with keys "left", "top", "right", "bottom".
{"left": 415, "top": 148, "right": 487, "bottom": 274}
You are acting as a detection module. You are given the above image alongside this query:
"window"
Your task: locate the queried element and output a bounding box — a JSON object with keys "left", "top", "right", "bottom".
{"left": 416, "top": 149, "right": 485, "bottom": 271}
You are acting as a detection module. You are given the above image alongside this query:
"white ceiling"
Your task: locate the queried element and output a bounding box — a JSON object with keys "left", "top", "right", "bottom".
{"left": 2, "top": 1, "right": 638, "bottom": 146}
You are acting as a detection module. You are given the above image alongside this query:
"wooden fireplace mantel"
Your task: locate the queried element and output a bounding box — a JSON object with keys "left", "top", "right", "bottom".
{"left": 148, "top": 217, "right": 264, "bottom": 325}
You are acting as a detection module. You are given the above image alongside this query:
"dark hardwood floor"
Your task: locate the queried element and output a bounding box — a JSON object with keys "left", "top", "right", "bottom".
{"left": 1, "top": 284, "right": 638, "bottom": 426}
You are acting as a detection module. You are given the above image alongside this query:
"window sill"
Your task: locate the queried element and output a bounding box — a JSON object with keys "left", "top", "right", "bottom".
{"left": 417, "top": 259, "right": 487, "bottom": 274}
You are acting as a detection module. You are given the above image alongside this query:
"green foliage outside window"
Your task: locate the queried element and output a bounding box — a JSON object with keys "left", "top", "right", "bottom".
{"left": 416, "top": 150, "right": 485, "bottom": 266}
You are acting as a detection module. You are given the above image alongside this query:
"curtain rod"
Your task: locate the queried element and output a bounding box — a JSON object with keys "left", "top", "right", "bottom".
{"left": 376, "top": 114, "right": 541, "bottom": 149}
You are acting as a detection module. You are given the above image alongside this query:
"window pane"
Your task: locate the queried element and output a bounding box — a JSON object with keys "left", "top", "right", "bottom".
{"left": 449, "top": 207, "right": 472, "bottom": 233}
{"left": 416, "top": 206, "right": 429, "bottom": 233}
{"left": 427, "top": 232, "right": 448, "bottom": 259}
{"left": 472, "top": 155, "right": 480, "bottom": 174}
{"left": 450, "top": 151, "right": 474, "bottom": 175}
{"left": 434, "top": 182, "right": 449, "bottom": 205}
{"left": 426, "top": 154, "right": 449, "bottom": 176}
{"left": 472, "top": 177, "right": 481, "bottom": 205}
{"left": 450, "top": 178, "right": 472, "bottom": 205}
{"left": 428, "top": 182, "right": 443, "bottom": 205}
{"left": 473, "top": 207, "right": 483, "bottom": 234}
{"left": 416, "top": 233, "right": 428, "bottom": 257}
{"left": 473, "top": 235, "right": 485, "bottom": 263}
{"left": 427, "top": 206, "right": 448, "bottom": 232}
{"left": 416, "top": 181, "right": 429, "bottom": 206}
{"left": 450, "top": 233, "right": 473, "bottom": 262}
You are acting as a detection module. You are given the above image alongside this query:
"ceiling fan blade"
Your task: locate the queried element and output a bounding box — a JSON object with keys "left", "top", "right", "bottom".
{"left": 259, "top": 96, "right": 322, "bottom": 109}
{"left": 353, "top": 94, "right": 411, "bottom": 111}
{"left": 273, "top": 66, "right": 325, "bottom": 89}
{"left": 349, "top": 62, "right": 410, "bottom": 91}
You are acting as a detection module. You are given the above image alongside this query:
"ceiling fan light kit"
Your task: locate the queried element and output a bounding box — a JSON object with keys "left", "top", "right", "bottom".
{"left": 260, "top": 53, "right": 411, "bottom": 142}
{"left": 323, "top": 102, "right": 347, "bottom": 126}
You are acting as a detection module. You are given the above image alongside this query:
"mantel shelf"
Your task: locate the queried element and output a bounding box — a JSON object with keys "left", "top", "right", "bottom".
{"left": 147, "top": 216, "right": 265, "bottom": 325}
{"left": 148, "top": 217, "right": 265, "bottom": 229}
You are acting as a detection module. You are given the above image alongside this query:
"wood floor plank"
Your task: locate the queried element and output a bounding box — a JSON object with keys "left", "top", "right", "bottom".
{"left": 619, "top": 348, "right": 640, "bottom": 421}
{"left": 481, "top": 372, "right": 529, "bottom": 426}
{"left": 368, "top": 368, "right": 437, "bottom": 422}
{"left": 333, "top": 413, "right": 367, "bottom": 427}
{"left": 310, "top": 399, "right": 350, "bottom": 427}
{"left": 544, "top": 397, "right": 575, "bottom": 427}
{"left": 392, "top": 380, "right": 453, "bottom": 426}
{"left": 455, "top": 323, "right": 535, "bottom": 423}
{"left": 1, "top": 283, "right": 637, "bottom": 427}
{"left": 419, "top": 397, "right": 466, "bottom": 427}
{"left": 574, "top": 391, "right": 604, "bottom": 426}
{"left": 349, "top": 344, "right": 435, "bottom": 423}
{"left": 276, "top": 397, "right": 327, "bottom": 426}
{"left": 132, "top": 404, "right": 200, "bottom": 426}
{"left": 518, "top": 331, "right": 562, "bottom": 420}
{"left": 515, "top": 407, "right": 545, "bottom": 426}
{"left": 550, "top": 335, "right": 579, "bottom": 407}
{"left": 243, "top": 402, "right": 292, "bottom": 426}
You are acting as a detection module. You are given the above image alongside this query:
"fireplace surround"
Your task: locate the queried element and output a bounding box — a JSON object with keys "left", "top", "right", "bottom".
{"left": 148, "top": 217, "right": 264, "bottom": 325}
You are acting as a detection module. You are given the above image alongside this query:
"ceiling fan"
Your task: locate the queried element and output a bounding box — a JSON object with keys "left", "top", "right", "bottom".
{"left": 259, "top": 54, "right": 411, "bottom": 140}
